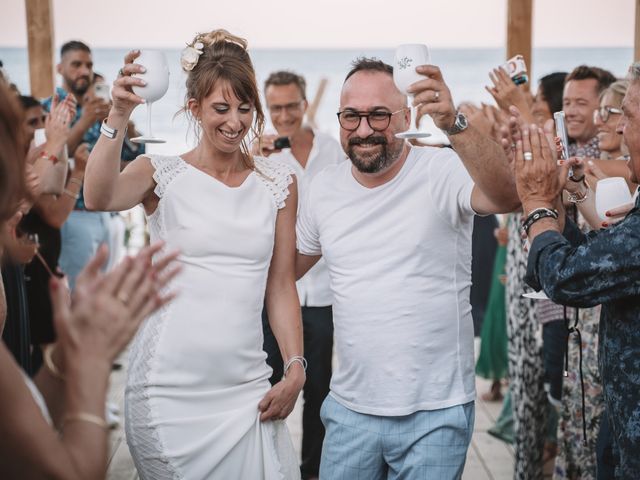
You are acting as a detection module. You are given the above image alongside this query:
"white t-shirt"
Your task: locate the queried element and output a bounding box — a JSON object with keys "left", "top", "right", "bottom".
{"left": 268, "top": 129, "right": 346, "bottom": 307}
{"left": 297, "top": 146, "right": 477, "bottom": 415}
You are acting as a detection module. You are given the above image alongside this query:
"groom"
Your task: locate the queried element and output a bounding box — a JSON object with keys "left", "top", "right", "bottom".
{"left": 295, "top": 57, "right": 519, "bottom": 478}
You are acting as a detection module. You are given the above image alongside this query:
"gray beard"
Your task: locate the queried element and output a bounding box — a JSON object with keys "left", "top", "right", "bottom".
{"left": 347, "top": 139, "right": 404, "bottom": 174}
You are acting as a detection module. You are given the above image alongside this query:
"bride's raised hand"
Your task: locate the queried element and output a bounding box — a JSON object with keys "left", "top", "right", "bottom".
{"left": 110, "top": 50, "right": 147, "bottom": 117}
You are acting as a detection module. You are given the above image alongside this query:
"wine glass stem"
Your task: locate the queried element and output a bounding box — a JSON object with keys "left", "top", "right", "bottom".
{"left": 147, "top": 102, "right": 153, "bottom": 138}
{"left": 408, "top": 95, "right": 417, "bottom": 131}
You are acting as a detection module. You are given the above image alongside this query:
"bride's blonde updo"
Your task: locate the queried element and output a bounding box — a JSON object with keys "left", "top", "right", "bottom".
{"left": 182, "top": 29, "right": 264, "bottom": 168}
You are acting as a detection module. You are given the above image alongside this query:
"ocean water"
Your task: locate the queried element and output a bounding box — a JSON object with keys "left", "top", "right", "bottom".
{"left": 0, "top": 46, "right": 634, "bottom": 153}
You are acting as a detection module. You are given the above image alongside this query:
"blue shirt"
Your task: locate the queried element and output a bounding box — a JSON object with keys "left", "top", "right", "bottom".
{"left": 525, "top": 192, "right": 640, "bottom": 477}
{"left": 42, "top": 87, "right": 144, "bottom": 209}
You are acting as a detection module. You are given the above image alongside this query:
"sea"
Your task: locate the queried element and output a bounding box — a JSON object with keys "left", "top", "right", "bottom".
{"left": 0, "top": 46, "right": 634, "bottom": 152}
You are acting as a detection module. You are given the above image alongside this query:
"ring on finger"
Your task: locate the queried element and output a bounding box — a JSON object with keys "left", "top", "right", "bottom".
{"left": 118, "top": 68, "right": 125, "bottom": 77}
{"left": 523, "top": 151, "right": 533, "bottom": 161}
{"left": 433, "top": 91, "right": 440, "bottom": 102}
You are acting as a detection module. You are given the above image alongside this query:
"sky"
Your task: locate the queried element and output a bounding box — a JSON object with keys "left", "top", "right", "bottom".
{"left": 0, "top": 0, "right": 635, "bottom": 49}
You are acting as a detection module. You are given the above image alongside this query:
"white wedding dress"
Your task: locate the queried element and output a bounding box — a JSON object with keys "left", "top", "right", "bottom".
{"left": 124, "top": 154, "right": 300, "bottom": 480}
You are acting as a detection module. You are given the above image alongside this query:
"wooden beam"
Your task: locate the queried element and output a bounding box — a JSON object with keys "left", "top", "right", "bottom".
{"left": 25, "top": 0, "right": 55, "bottom": 99}
{"left": 506, "top": 0, "right": 533, "bottom": 72}
{"left": 635, "top": 0, "right": 640, "bottom": 62}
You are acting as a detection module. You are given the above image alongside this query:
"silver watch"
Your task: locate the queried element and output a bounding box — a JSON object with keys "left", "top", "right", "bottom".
{"left": 444, "top": 112, "right": 469, "bottom": 136}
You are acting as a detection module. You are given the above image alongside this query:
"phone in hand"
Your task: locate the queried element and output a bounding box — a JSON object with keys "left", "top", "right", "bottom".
{"left": 554, "top": 111, "right": 574, "bottom": 177}
{"left": 501, "top": 55, "right": 528, "bottom": 85}
{"left": 94, "top": 83, "right": 111, "bottom": 102}
{"left": 273, "top": 136, "right": 291, "bottom": 150}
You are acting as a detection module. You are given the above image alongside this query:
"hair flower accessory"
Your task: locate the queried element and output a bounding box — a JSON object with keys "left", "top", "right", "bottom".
{"left": 180, "top": 41, "right": 204, "bottom": 71}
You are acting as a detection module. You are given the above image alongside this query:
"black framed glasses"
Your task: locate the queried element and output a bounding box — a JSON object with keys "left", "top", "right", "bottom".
{"left": 336, "top": 109, "right": 405, "bottom": 132}
{"left": 594, "top": 106, "right": 623, "bottom": 123}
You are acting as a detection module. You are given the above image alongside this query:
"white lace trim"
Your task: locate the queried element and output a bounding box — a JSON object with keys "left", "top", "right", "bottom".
{"left": 149, "top": 155, "right": 189, "bottom": 199}
{"left": 125, "top": 305, "right": 183, "bottom": 480}
{"left": 253, "top": 157, "right": 294, "bottom": 210}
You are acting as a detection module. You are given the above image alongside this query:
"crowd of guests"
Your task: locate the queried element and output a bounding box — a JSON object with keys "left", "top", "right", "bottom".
{"left": 0, "top": 30, "right": 639, "bottom": 480}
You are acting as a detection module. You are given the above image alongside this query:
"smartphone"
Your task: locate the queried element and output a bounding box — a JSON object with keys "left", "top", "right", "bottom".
{"left": 554, "top": 111, "right": 574, "bottom": 177}
{"left": 501, "top": 55, "right": 528, "bottom": 85}
{"left": 274, "top": 137, "right": 291, "bottom": 149}
{"left": 95, "top": 83, "right": 111, "bottom": 102}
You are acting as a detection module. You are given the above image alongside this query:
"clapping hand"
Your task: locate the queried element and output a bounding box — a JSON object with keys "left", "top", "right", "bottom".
{"left": 486, "top": 67, "right": 530, "bottom": 113}
{"left": 52, "top": 242, "right": 181, "bottom": 367}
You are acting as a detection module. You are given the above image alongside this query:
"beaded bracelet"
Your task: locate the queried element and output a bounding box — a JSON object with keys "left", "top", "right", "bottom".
{"left": 39, "top": 150, "right": 59, "bottom": 164}
{"left": 63, "top": 412, "right": 109, "bottom": 431}
{"left": 284, "top": 355, "right": 307, "bottom": 377}
{"left": 522, "top": 207, "right": 558, "bottom": 235}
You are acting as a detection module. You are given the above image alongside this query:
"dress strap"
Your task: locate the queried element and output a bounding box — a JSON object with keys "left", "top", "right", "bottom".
{"left": 149, "top": 155, "right": 189, "bottom": 198}
{"left": 253, "top": 157, "right": 295, "bottom": 210}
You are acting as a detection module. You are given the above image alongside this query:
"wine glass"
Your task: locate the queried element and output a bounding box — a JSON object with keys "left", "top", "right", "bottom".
{"left": 595, "top": 177, "right": 633, "bottom": 220}
{"left": 393, "top": 44, "right": 431, "bottom": 139}
{"left": 131, "top": 50, "right": 170, "bottom": 144}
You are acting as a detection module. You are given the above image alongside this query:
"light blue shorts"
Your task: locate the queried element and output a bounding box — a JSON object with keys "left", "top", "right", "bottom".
{"left": 319, "top": 394, "right": 474, "bottom": 480}
{"left": 59, "top": 210, "right": 111, "bottom": 290}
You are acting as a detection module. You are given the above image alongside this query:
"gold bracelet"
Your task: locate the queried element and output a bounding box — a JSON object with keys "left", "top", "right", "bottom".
{"left": 43, "top": 344, "right": 65, "bottom": 381}
{"left": 63, "top": 412, "right": 109, "bottom": 431}
{"left": 68, "top": 177, "right": 83, "bottom": 187}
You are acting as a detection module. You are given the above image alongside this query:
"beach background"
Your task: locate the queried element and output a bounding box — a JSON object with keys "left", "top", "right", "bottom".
{"left": 0, "top": 46, "right": 634, "bottom": 151}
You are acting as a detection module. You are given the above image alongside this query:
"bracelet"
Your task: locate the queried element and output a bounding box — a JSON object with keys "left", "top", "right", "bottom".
{"left": 100, "top": 120, "right": 119, "bottom": 139}
{"left": 284, "top": 355, "right": 307, "bottom": 377}
{"left": 567, "top": 188, "right": 589, "bottom": 204}
{"left": 68, "top": 177, "right": 83, "bottom": 187}
{"left": 62, "top": 412, "right": 109, "bottom": 431}
{"left": 522, "top": 207, "right": 558, "bottom": 235}
{"left": 39, "top": 150, "right": 59, "bottom": 164}
{"left": 43, "top": 344, "right": 65, "bottom": 381}
{"left": 63, "top": 188, "right": 79, "bottom": 200}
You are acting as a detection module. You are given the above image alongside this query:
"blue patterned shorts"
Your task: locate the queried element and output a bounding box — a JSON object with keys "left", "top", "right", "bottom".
{"left": 319, "top": 394, "right": 474, "bottom": 480}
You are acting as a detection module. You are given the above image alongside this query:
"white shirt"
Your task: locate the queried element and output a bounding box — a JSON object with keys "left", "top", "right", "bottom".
{"left": 296, "top": 146, "right": 477, "bottom": 415}
{"left": 268, "top": 129, "right": 346, "bottom": 307}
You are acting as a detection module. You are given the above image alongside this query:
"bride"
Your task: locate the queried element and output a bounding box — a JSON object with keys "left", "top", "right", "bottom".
{"left": 83, "top": 29, "right": 304, "bottom": 479}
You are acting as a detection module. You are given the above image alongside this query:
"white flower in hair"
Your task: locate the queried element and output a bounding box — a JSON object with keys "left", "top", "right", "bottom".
{"left": 180, "top": 41, "right": 204, "bottom": 71}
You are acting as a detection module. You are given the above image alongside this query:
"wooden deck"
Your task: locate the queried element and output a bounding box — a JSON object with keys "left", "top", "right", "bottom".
{"left": 105, "top": 350, "right": 517, "bottom": 479}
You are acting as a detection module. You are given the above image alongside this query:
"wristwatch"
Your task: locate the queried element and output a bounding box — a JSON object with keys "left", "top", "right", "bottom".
{"left": 444, "top": 111, "right": 469, "bottom": 136}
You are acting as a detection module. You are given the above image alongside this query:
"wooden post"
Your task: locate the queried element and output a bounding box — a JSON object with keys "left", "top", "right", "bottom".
{"left": 635, "top": 0, "right": 640, "bottom": 61}
{"left": 25, "top": 0, "right": 55, "bottom": 99}
{"left": 506, "top": 0, "right": 533, "bottom": 72}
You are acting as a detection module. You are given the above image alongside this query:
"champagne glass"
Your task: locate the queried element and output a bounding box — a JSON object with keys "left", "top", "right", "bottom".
{"left": 393, "top": 44, "right": 431, "bottom": 139}
{"left": 131, "top": 50, "right": 170, "bottom": 144}
{"left": 595, "top": 177, "right": 633, "bottom": 220}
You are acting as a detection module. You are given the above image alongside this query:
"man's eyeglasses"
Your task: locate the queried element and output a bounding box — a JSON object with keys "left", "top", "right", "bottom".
{"left": 594, "top": 106, "right": 623, "bottom": 123}
{"left": 27, "top": 115, "right": 46, "bottom": 127}
{"left": 336, "top": 109, "right": 405, "bottom": 132}
{"left": 268, "top": 101, "right": 305, "bottom": 115}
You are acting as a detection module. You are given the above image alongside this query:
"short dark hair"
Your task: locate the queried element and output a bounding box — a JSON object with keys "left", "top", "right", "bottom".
{"left": 18, "top": 95, "right": 41, "bottom": 110}
{"left": 538, "top": 72, "right": 567, "bottom": 114}
{"left": 566, "top": 65, "right": 616, "bottom": 94}
{"left": 344, "top": 57, "right": 393, "bottom": 83}
{"left": 60, "top": 40, "right": 91, "bottom": 58}
{"left": 264, "top": 71, "right": 307, "bottom": 100}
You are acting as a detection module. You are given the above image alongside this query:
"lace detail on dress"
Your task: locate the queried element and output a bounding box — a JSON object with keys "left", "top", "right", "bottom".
{"left": 254, "top": 157, "right": 294, "bottom": 210}
{"left": 150, "top": 155, "right": 189, "bottom": 199}
{"left": 126, "top": 304, "right": 183, "bottom": 480}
